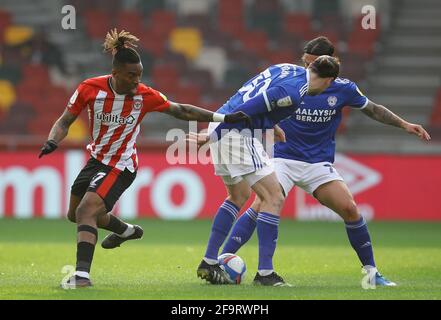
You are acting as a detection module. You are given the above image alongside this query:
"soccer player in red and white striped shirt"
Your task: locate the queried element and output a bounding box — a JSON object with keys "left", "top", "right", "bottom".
{"left": 39, "top": 29, "right": 250, "bottom": 288}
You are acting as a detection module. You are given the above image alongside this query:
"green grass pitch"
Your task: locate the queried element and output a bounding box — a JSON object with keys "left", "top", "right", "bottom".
{"left": 0, "top": 218, "right": 440, "bottom": 300}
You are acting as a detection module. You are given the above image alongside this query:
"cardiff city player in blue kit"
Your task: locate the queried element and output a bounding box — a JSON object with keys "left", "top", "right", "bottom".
{"left": 194, "top": 55, "right": 341, "bottom": 286}
{"left": 220, "top": 37, "right": 431, "bottom": 287}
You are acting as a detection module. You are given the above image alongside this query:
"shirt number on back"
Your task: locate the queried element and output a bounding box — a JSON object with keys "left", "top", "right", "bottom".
{"left": 334, "top": 78, "right": 350, "bottom": 84}
{"left": 239, "top": 69, "right": 272, "bottom": 102}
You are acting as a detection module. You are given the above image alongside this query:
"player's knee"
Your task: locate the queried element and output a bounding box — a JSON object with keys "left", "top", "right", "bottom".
{"left": 341, "top": 200, "right": 360, "bottom": 221}
{"left": 260, "top": 189, "right": 284, "bottom": 212}
{"left": 76, "top": 193, "right": 106, "bottom": 221}
{"left": 75, "top": 204, "right": 88, "bottom": 221}
{"left": 227, "top": 190, "right": 251, "bottom": 208}
{"left": 75, "top": 202, "right": 101, "bottom": 221}
{"left": 251, "top": 196, "right": 262, "bottom": 212}
{"left": 272, "top": 191, "right": 285, "bottom": 211}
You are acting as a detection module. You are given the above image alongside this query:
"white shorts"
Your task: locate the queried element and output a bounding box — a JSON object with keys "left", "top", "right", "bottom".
{"left": 273, "top": 157, "right": 344, "bottom": 195}
{"left": 208, "top": 123, "right": 274, "bottom": 186}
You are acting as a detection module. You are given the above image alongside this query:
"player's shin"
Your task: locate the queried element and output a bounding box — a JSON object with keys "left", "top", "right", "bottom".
{"left": 256, "top": 212, "right": 280, "bottom": 275}
{"left": 345, "top": 216, "right": 376, "bottom": 268}
{"left": 222, "top": 208, "right": 258, "bottom": 254}
{"left": 204, "top": 200, "right": 239, "bottom": 263}
{"left": 97, "top": 213, "right": 134, "bottom": 237}
{"left": 75, "top": 224, "right": 98, "bottom": 278}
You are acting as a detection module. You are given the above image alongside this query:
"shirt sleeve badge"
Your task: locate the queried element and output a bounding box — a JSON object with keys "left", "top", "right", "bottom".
{"left": 276, "top": 96, "right": 293, "bottom": 107}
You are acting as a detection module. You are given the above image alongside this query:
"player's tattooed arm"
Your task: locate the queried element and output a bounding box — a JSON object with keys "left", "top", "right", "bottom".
{"left": 361, "top": 100, "right": 408, "bottom": 128}
{"left": 165, "top": 102, "right": 251, "bottom": 124}
{"left": 362, "top": 100, "right": 431, "bottom": 141}
{"left": 165, "top": 102, "right": 215, "bottom": 121}
{"left": 39, "top": 110, "right": 78, "bottom": 158}
{"left": 47, "top": 109, "right": 78, "bottom": 143}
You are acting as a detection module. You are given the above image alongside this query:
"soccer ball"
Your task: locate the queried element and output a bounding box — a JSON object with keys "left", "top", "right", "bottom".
{"left": 218, "top": 253, "right": 246, "bottom": 284}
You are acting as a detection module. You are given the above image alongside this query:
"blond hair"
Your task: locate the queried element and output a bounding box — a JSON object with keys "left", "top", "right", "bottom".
{"left": 103, "top": 28, "right": 139, "bottom": 55}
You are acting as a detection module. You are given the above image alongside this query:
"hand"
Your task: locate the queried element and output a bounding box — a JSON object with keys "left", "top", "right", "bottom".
{"left": 186, "top": 131, "right": 210, "bottom": 149}
{"left": 224, "top": 111, "right": 252, "bottom": 126}
{"left": 274, "top": 125, "right": 286, "bottom": 143}
{"left": 403, "top": 123, "right": 431, "bottom": 141}
{"left": 38, "top": 140, "right": 58, "bottom": 158}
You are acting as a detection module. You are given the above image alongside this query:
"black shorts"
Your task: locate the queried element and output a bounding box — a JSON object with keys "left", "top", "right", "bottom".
{"left": 71, "top": 157, "right": 137, "bottom": 212}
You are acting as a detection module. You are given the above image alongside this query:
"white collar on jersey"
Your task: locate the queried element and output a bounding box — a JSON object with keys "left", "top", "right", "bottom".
{"left": 305, "top": 68, "right": 310, "bottom": 95}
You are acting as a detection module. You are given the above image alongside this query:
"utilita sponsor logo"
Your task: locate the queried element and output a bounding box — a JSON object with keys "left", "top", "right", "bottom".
{"left": 96, "top": 112, "right": 135, "bottom": 125}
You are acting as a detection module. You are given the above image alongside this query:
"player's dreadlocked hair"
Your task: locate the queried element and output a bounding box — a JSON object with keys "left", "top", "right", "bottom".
{"left": 309, "top": 55, "right": 340, "bottom": 79}
{"left": 103, "top": 29, "right": 141, "bottom": 67}
{"left": 304, "top": 36, "right": 335, "bottom": 56}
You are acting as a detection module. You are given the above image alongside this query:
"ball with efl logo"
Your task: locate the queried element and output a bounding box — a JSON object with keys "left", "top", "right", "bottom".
{"left": 218, "top": 253, "right": 246, "bottom": 284}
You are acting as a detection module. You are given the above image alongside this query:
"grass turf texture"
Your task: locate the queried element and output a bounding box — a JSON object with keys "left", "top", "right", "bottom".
{"left": 0, "top": 219, "right": 440, "bottom": 300}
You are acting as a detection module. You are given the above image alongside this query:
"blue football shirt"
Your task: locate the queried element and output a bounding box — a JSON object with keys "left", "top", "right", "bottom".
{"left": 274, "top": 78, "right": 368, "bottom": 163}
{"left": 213, "top": 64, "right": 309, "bottom": 136}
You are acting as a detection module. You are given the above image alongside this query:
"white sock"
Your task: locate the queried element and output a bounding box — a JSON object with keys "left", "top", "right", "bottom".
{"left": 203, "top": 257, "right": 219, "bottom": 265}
{"left": 74, "top": 271, "right": 90, "bottom": 279}
{"left": 119, "top": 224, "right": 135, "bottom": 238}
{"left": 258, "top": 269, "right": 273, "bottom": 276}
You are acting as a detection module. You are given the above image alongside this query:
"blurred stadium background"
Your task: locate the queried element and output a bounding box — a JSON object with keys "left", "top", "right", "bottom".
{"left": 0, "top": 0, "right": 440, "bottom": 221}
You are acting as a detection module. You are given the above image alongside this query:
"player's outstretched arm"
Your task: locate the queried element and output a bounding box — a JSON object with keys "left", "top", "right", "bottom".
{"left": 164, "top": 101, "right": 251, "bottom": 124}
{"left": 39, "top": 110, "right": 78, "bottom": 158}
{"left": 361, "top": 100, "right": 431, "bottom": 141}
{"left": 232, "top": 86, "right": 291, "bottom": 118}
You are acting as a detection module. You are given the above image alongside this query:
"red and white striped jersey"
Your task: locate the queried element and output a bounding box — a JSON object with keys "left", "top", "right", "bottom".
{"left": 67, "top": 75, "right": 170, "bottom": 172}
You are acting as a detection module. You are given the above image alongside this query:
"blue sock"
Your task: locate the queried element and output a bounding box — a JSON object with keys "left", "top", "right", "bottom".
{"left": 345, "top": 216, "right": 376, "bottom": 267}
{"left": 256, "top": 212, "right": 280, "bottom": 271}
{"left": 204, "top": 200, "right": 239, "bottom": 260}
{"left": 222, "top": 208, "right": 258, "bottom": 255}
